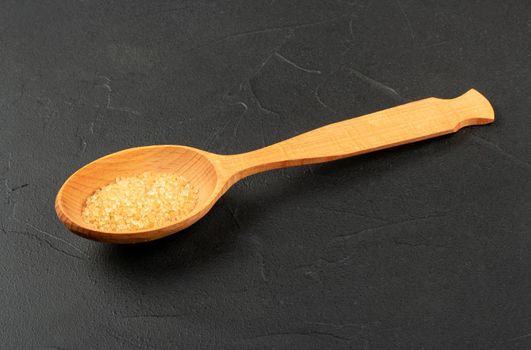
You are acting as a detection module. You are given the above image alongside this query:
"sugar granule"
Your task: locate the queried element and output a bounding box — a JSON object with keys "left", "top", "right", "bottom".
{"left": 82, "top": 172, "right": 198, "bottom": 232}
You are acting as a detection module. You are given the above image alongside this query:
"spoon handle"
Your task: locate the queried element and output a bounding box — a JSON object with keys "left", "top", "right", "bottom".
{"left": 219, "top": 89, "right": 494, "bottom": 182}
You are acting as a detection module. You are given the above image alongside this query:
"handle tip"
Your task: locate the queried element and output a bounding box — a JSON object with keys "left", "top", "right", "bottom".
{"left": 457, "top": 89, "right": 495, "bottom": 126}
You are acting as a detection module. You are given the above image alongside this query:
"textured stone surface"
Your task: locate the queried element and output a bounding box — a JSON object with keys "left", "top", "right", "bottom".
{"left": 1, "top": 1, "right": 530, "bottom": 349}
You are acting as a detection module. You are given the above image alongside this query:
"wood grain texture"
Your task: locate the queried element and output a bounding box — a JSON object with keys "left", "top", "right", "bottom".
{"left": 216, "top": 89, "right": 494, "bottom": 183}
{"left": 55, "top": 89, "right": 494, "bottom": 243}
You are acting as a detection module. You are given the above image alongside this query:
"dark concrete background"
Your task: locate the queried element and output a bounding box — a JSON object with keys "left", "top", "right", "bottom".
{"left": 1, "top": 1, "right": 530, "bottom": 349}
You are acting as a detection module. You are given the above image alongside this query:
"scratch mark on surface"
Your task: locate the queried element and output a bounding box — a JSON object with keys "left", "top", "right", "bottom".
{"left": 248, "top": 81, "right": 280, "bottom": 116}
{"left": 183, "top": 14, "right": 350, "bottom": 53}
{"left": 10, "top": 229, "right": 86, "bottom": 261}
{"left": 17, "top": 220, "right": 88, "bottom": 258}
{"left": 89, "top": 122, "right": 95, "bottom": 134}
{"left": 260, "top": 119, "right": 267, "bottom": 147}
{"left": 307, "top": 321, "right": 361, "bottom": 329}
{"left": 230, "top": 30, "right": 301, "bottom": 136}
{"left": 331, "top": 214, "right": 447, "bottom": 242}
{"left": 314, "top": 88, "right": 337, "bottom": 114}
{"left": 259, "top": 253, "right": 267, "bottom": 282}
{"left": 205, "top": 116, "right": 234, "bottom": 150}
{"left": 249, "top": 30, "right": 294, "bottom": 83}
{"left": 235, "top": 101, "right": 248, "bottom": 110}
{"left": 315, "top": 205, "right": 390, "bottom": 222}
{"left": 123, "top": 314, "right": 185, "bottom": 320}
{"left": 274, "top": 53, "right": 321, "bottom": 74}
{"left": 98, "top": 75, "right": 111, "bottom": 84}
{"left": 97, "top": 80, "right": 141, "bottom": 116}
{"left": 99, "top": 83, "right": 113, "bottom": 107}
{"left": 258, "top": 253, "right": 268, "bottom": 282}
{"left": 345, "top": 67, "right": 404, "bottom": 101}
{"left": 508, "top": 332, "right": 531, "bottom": 342}
{"left": 348, "top": 18, "right": 355, "bottom": 43}
{"left": 232, "top": 113, "right": 246, "bottom": 137}
{"left": 79, "top": 137, "right": 87, "bottom": 155}
{"left": 293, "top": 257, "right": 339, "bottom": 271}
{"left": 4, "top": 179, "right": 11, "bottom": 205}
{"left": 392, "top": 239, "right": 449, "bottom": 249}
{"left": 395, "top": 0, "right": 415, "bottom": 40}
{"left": 250, "top": 235, "right": 268, "bottom": 282}
{"left": 209, "top": 97, "right": 250, "bottom": 148}
{"left": 108, "top": 106, "right": 141, "bottom": 115}
{"left": 418, "top": 40, "right": 452, "bottom": 51}
{"left": 226, "top": 203, "right": 241, "bottom": 229}
{"left": 230, "top": 102, "right": 248, "bottom": 137}
{"left": 471, "top": 135, "right": 531, "bottom": 172}
{"left": 313, "top": 69, "right": 341, "bottom": 114}
{"left": 10, "top": 183, "right": 28, "bottom": 192}
{"left": 251, "top": 330, "right": 350, "bottom": 341}
{"left": 243, "top": 30, "right": 294, "bottom": 118}
{"left": 7, "top": 152, "right": 12, "bottom": 171}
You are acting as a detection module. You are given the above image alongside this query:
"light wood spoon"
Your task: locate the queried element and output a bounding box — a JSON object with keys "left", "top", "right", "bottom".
{"left": 56, "top": 89, "right": 494, "bottom": 243}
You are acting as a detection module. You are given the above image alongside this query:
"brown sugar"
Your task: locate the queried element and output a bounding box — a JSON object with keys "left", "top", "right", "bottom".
{"left": 82, "top": 172, "right": 198, "bottom": 232}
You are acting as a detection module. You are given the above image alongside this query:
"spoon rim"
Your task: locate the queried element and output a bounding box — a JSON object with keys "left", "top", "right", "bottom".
{"left": 55, "top": 145, "right": 223, "bottom": 243}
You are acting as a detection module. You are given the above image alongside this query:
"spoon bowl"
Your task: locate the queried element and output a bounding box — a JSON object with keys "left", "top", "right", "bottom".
{"left": 56, "top": 89, "right": 494, "bottom": 243}
{"left": 55, "top": 145, "right": 223, "bottom": 243}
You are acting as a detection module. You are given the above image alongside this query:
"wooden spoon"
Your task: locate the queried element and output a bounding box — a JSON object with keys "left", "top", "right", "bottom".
{"left": 56, "top": 89, "right": 494, "bottom": 243}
